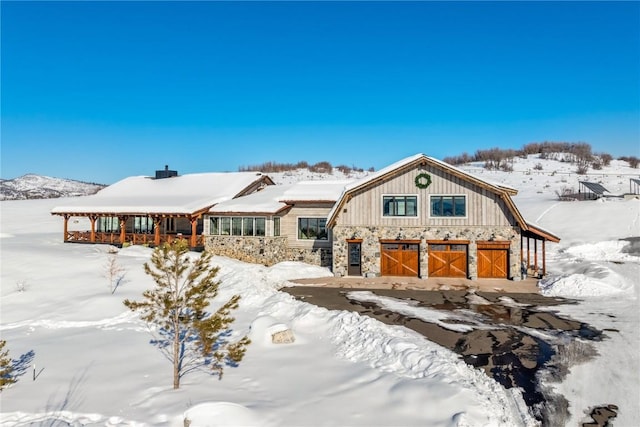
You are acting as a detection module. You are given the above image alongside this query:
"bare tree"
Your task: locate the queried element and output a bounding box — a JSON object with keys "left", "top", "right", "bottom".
{"left": 598, "top": 152, "right": 613, "bottom": 167}
{"left": 104, "top": 247, "right": 126, "bottom": 294}
{"left": 124, "top": 241, "right": 249, "bottom": 389}
{"left": 627, "top": 156, "right": 639, "bottom": 169}
{"left": 555, "top": 186, "right": 576, "bottom": 201}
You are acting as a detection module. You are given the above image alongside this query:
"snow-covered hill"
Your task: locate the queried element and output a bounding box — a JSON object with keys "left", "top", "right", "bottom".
{"left": 457, "top": 156, "right": 640, "bottom": 198}
{"left": 265, "top": 167, "right": 371, "bottom": 185}
{"left": 0, "top": 174, "right": 106, "bottom": 200}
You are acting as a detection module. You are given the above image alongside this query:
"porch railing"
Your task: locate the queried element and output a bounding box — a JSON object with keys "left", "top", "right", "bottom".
{"left": 64, "top": 231, "right": 204, "bottom": 248}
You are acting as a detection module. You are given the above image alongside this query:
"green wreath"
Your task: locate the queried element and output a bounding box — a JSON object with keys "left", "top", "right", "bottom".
{"left": 415, "top": 173, "right": 432, "bottom": 189}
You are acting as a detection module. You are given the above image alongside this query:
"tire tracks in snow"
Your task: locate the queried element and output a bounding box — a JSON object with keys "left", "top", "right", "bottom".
{"left": 535, "top": 202, "right": 560, "bottom": 224}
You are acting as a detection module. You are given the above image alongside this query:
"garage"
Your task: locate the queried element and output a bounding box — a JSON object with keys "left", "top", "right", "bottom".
{"left": 380, "top": 241, "right": 420, "bottom": 277}
{"left": 428, "top": 242, "right": 468, "bottom": 278}
{"left": 477, "top": 242, "right": 510, "bottom": 278}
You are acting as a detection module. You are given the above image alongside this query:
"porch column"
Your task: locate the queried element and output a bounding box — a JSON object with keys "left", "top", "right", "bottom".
{"left": 520, "top": 234, "right": 524, "bottom": 274}
{"left": 542, "top": 240, "right": 546, "bottom": 276}
{"left": 89, "top": 215, "right": 97, "bottom": 243}
{"left": 119, "top": 216, "right": 127, "bottom": 244}
{"left": 534, "top": 239, "right": 538, "bottom": 274}
{"left": 190, "top": 217, "right": 198, "bottom": 248}
{"left": 154, "top": 217, "right": 161, "bottom": 246}
{"left": 63, "top": 215, "right": 70, "bottom": 242}
{"left": 526, "top": 236, "right": 530, "bottom": 273}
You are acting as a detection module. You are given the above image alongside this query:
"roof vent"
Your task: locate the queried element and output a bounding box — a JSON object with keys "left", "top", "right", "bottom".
{"left": 155, "top": 165, "right": 178, "bottom": 179}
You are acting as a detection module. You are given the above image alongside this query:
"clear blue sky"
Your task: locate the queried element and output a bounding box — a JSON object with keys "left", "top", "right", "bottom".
{"left": 2, "top": 1, "right": 639, "bottom": 184}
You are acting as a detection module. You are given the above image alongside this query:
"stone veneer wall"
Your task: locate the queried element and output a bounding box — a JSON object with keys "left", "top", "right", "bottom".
{"left": 205, "top": 236, "right": 332, "bottom": 267}
{"left": 332, "top": 225, "right": 522, "bottom": 279}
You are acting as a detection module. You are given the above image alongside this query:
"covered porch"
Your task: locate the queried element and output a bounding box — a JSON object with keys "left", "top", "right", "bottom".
{"left": 520, "top": 223, "right": 561, "bottom": 278}
{"left": 55, "top": 212, "right": 205, "bottom": 250}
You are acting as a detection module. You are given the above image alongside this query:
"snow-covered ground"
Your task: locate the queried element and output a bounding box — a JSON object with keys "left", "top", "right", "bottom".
{"left": 1, "top": 155, "right": 639, "bottom": 426}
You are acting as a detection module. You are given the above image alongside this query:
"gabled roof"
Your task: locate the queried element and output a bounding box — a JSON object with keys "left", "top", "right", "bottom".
{"left": 209, "top": 180, "right": 352, "bottom": 215}
{"left": 326, "top": 153, "right": 559, "bottom": 242}
{"left": 327, "top": 153, "right": 518, "bottom": 227}
{"left": 51, "top": 172, "right": 273, "bottom": 216}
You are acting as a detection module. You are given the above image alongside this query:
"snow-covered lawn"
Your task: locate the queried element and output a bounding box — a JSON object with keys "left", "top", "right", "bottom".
{"left": 1, "top": 156, "right": 639, "bottom": 426}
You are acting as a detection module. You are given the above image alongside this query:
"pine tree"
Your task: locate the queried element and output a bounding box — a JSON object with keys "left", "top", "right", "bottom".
{"left": 124, "top": 241, "right": 250, "bottom": 389}
{"left": 0, "top": 340, "right": 16, "bottom": 391}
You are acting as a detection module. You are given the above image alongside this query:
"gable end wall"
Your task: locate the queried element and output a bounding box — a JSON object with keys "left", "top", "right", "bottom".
{"left": 335, "top": 164, "right": 516, "bottom": 227}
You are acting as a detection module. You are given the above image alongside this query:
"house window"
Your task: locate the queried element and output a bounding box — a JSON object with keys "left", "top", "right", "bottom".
{"left": 298, "top": 218, "right": 328, "bottom": 240}
{"left": 232, "top": 218, "right": 242, "bottom": 236}
{"left": 255, "top": 218, "right": 266, "bottom": 236}
{"left": 430, "top": 195, "right": 466, "bottom": 217}
{"left": 209, "top": 217, "right": 267, "bottom": 236}
{"left": 383, "top": 195, "right": 418, "bottom": 217}
{"left": 243, "top": 217, "right": 254, "bottom": 236}
{"left": 273, "top": 217, "right": 281, "bottom": 237}
{"left": 97, "top": 217, "right": 119, "bottom": 233}
{"left": 220, "top": 217, "right": 231, "bottom": 235}
{"left": 165, "top": 217, "right": 176, "bottom": 233}
{"left": 133, "top": 216, "right": 154, "bottom": 233}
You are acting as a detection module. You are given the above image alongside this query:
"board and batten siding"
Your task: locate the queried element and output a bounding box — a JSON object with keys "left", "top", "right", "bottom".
{"left": 280, "top": 203, "right": 334, "bottom": 249}
{"left": 336, "top": 164, "right": 517, "bottom": 227}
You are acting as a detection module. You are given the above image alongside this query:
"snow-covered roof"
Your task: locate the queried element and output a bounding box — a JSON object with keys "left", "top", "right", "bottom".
{"left": 523, "top": 220, "right": 561, "bottom": 243}
{"left": 209, "top": 180, "right": 352, "bottom": 214}
{"left": 51, "top": 172, "right": 269, "bottom": 215}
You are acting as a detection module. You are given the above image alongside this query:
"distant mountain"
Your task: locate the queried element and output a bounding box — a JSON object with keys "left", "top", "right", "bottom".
{"left": 0, "top": 168, "right": 369, "bottom": 201}
{"left": 0, "top": 174, "right": 106, "bottom": 200}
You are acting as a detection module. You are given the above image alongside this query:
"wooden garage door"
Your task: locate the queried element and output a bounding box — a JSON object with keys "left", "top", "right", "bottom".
{"left": 381, "top": 242, "right": 419, "bottom": 277}
{"left": 428, "top": 243, "right": 467, "bottom": 278}
{"left": 477, "top": 242, "right": 509, "bottom": 278}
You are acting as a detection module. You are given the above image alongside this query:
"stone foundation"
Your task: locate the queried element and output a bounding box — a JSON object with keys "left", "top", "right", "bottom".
{"left": 332, "top": 225, "right": 522, "bottom": 279}
{"left": 204, "top": 236, "right": 332, "bottom": 267}
{"left": 205, "top": 225, "right": 523, "bottom": 278}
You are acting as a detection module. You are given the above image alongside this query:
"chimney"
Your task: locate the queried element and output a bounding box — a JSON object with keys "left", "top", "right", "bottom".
{"left": 155, "top": 165, "right": 178, "bottom": 179}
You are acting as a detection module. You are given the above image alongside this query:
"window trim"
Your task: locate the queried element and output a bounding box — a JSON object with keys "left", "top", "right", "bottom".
{"left": 381, "top": 194, "right": 419, "bottom": 218}
{"left": 296, "top": 216, "right": 329, "bottom": 241}
{"left": 428, "top": 194, "right": 468, "bottom": 219}
{"left": 273, "top": 216, "right": 281, "bottom": 237}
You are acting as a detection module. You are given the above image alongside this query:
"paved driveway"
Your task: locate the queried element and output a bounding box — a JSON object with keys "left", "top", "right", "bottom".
{"left": 282, "top": 285, "right": 602, "bottom": 427}
{"left": 289, "top": 275, "right": 541, "bottom": 293}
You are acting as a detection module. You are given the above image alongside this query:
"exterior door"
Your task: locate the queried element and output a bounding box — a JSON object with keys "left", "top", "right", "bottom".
{"left": 348, "top": 242, "right": 362, "bottom": 276}
{"left": 428, "top": 243, "right": 468, "bottom": 278}
{"left": 477, "top": 242, "right": 509, "bottom": 278}
{"left": 381, "top": 242, "right": 420, "bottom": 277}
